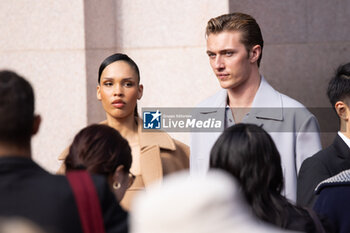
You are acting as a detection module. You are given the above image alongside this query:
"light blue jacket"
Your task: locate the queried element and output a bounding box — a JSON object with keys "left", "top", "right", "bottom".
{"left": 190, "top": 76, "right": 322, "bottom": 202}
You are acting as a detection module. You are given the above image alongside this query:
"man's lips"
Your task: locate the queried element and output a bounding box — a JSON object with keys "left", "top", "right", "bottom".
{"left": 112, "top": 100, "right": 126, "bottom": 108}
{"left": 216, "top": 73, "right": 229, "bottom": 80}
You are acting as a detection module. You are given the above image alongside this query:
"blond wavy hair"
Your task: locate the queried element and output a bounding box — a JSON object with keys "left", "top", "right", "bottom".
{"left": 206, "top": 13, "right": 264, "bottom": 67}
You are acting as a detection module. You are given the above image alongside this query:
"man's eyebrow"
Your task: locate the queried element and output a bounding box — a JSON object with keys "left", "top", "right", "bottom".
{"left": 219, "top": 49, "right": 234, "bottom": 53}
{"left": 207, "top": 49, "right": 234, "bottom": 54}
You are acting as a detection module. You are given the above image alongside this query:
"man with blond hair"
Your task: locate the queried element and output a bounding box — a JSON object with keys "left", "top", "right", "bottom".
{"left": 190, "top": 13, "right": 322, "bottom": 202}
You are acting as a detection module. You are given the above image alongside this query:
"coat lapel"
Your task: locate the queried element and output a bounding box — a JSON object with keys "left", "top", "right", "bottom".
{"left": 138, "top": 118, "right": 175, "bottom": 187}
{"left": 333, "top": 134, "right": 350, "bottom": 160}
{"left": 249, "top": 76, "right": 283, "bottom": 121}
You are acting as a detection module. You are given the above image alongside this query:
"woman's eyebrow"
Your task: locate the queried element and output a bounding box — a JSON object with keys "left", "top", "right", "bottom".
{"left": 101, "top": 77, "right": 114, "bottom": 81}
{"left": 101, "top": 77, "right": 136, "bottom": 82}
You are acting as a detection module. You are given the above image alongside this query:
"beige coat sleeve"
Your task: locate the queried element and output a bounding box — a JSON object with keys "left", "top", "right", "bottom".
{"left": 56, "top": 147, "right": 69, "bottom": 174}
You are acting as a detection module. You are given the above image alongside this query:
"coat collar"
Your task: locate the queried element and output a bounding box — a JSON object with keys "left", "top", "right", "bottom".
{"left": 332, "top": 134, "right": 350, "bottom": 159}
{"left": 100, "top": 118, "right": 176, "bottom": 151}
{"left": 249, "top": 76, "right": 283, "bottom": 121}
{"left": 137, "top": 118, "right": 176, "bottom": 151}
{"left": 199, "top": 76, "right": 283, "bottom": 121}
{"left": 315, "top": 168, "right": 350, "bottom": 194}
{"left": 0, "top": 156, "right": 45, "bottom": 174}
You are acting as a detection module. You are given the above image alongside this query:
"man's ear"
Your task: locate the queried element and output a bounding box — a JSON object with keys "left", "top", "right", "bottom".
{"left": 249, "top": 45, "right": 261, "bottom": 64}
{"left": 32, "top": 115, "right": 41, "bottom": 135}
{"left": 97, "top": 85, "right": 102, "bottom": 101}
{"left": 335, "top": 101, "right": 348, "bottom": 121}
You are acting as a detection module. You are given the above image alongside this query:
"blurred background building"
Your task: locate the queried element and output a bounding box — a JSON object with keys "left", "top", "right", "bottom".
{"left": 0, "top": 0, "right": 349, "bottom": 171}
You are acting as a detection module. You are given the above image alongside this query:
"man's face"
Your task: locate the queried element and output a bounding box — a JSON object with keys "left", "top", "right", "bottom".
{"left": 206, "top": 31, "right": 253, "bottom": 90}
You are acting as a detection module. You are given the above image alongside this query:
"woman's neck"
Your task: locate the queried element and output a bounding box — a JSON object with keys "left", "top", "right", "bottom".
{"left": 106, "top": 114, "right": 139, "bottom": 144}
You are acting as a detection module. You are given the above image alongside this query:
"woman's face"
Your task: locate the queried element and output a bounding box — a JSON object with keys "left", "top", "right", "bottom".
{"left": 97, "top": 61, "right": 143, "bottom": 120}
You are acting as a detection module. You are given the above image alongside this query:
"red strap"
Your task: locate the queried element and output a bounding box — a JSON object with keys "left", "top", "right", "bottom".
{"left": 66, "top": 170, "right": 106, "bottom": 233}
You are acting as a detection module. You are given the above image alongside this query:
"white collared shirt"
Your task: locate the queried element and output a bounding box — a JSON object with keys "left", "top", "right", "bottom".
{"left": 338, "top": 131, "right": 350, "bottom": 148}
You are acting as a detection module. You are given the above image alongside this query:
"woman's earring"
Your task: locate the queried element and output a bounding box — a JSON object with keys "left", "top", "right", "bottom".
{"left": 113, "top": 181, "right": 121, "bottom": 190}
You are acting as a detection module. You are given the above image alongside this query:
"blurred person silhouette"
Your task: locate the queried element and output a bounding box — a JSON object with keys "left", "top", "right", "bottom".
{"left": 130, "top": 170, "right": 299, "bottom": 233}
{"left": 298, "top": 62, "right": 350, "bottom": 207}
{"left": 210, "top": 123, "right": 331, "bottom": 233}
{"left": 65, "top": 124, "right": 134, "bottom": 203}
{"left": 58, "top": 53, "right": 189, "bottom": 210}
{"left": 0, "top": 70, "right": 128, "bottom": 233}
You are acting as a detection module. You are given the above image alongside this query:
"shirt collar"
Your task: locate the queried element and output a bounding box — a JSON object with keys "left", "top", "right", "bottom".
{"left": 338, "top": 131, "right": 350, "bottom": 149}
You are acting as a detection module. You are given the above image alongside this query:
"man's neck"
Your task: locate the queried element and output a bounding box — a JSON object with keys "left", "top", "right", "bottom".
{"left": 0, "top": 142, "right": 31, "bottom": 158}
{"left": 227, "top": 71, "right": 261, "bottom": 108}
{"left": 340, "top": 121, "right": 350, "bottom": 139}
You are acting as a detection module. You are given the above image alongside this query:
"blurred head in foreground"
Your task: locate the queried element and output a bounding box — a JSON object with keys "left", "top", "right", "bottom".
{"left": 65, "top": 124, "right": 134, "bottom": 202}
{"left": 130, "top": 170, "right": 292, "bottom": 233}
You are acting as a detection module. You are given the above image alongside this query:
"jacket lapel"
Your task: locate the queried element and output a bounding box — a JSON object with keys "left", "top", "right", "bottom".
{"left": 249, "top": 76, "right": 283, "bottom": 121}
{"left": 333, "top": 134, "right": 350, "bottom": 160}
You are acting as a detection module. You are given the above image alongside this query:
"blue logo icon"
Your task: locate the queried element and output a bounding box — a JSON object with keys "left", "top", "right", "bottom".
{"left": 143, "top": 110, "right": 161, "bottom": 129}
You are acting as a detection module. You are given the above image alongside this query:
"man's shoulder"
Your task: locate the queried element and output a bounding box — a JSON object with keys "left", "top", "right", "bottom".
{"left": 303, "top": 143, "right": 337, "bottom": 166}
{"left": 260, "top": 77, "right": 307, "bottom": 108}
{"left": 0, "top": 157, "right": 67, "bottom": 183}
{"left": 277, "top": 90, "right": 316, "bottom": 124}
{"left": 257, "top": 80, "right": 318, "bottom": 132}
{"left": 279, "top": 92, "right": 306, "bottom": 108}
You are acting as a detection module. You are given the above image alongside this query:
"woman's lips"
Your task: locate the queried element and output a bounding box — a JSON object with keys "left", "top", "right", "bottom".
{"left": 112, "top": 100, "right": 126, "bottom": 108}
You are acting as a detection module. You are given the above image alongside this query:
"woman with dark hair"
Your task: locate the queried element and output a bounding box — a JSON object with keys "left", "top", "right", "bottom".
{"left": 210, "top": 123, "right": 331, "bottom": 233}
{"left": 59, "top": 53, "right": 189, "bottom": 210}
{"left": 65, "top": 124, "right": 134, "bottom": 202}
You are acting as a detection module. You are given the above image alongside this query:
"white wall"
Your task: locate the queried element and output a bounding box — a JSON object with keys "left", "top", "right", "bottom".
{"left": 0, "top": 0, "right": 229, "bottom": 171}
{"left": 0, "top": 0, "right": 87, "bottom": 172}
